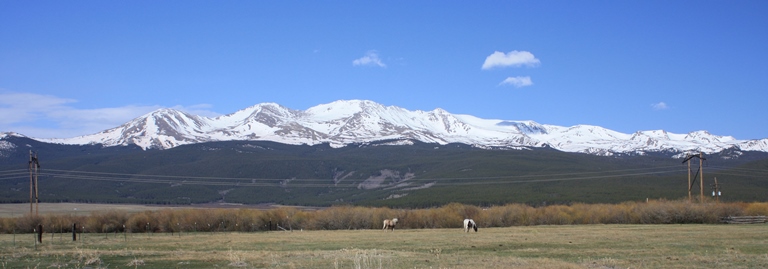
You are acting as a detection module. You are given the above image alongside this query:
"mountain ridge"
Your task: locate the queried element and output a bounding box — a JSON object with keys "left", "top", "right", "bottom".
{"left": 2, "top": 132, "right": 768, "bottom": 206}
{"left": 5, "top": 99, "right": 766, "bottom": 156}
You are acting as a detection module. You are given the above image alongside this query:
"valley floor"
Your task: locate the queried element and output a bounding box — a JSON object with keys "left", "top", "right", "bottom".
{"left": 1, "top": 224, "right": 767, "bottom": 268}
{"left": 0, "top": 202, "right": 315, "bottom": 218}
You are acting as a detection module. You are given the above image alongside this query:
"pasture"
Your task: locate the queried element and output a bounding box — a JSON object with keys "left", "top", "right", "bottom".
{"left": 1, "top": 224, "right": 766, "bottom": 268}
{"left": 0, "top": 203, "right": 174, "bottom": 218}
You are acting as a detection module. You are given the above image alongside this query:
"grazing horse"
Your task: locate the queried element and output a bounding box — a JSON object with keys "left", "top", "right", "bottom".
{"left": 382, "top": 218, "right": 398, "bottom": 231}
{"left": 463, "top": 219, "right": 478, "bottom": 232}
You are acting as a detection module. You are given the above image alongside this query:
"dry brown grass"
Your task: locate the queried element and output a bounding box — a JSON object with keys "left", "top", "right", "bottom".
{"left": 0, "top": 203, "right": 175, "bottom": 218}
{"left": 1, "top": 224, "right": 767, "bottom": 268}
{"left": 0, "top": 201, "right": 760, "bottom": 235}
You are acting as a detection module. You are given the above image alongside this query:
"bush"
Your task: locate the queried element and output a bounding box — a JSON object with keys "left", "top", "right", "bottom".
{"left": 0, "top": 200, "right": 763, "bottom": 233}
{"left": 744, "top": 202, "right": 768, "bottom": 216}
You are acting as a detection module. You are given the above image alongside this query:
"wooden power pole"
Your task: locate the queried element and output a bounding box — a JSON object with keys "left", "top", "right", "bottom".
{"left": 698, "top": 152, "right": 704, "bottom": 203}
{"left": 28, "top": 150, "right": 40, "bottom": 215}
{"left": 682, "top": 152, "right": 706, "bottom": 203}
{"left": 712, "top": 177, "right": 721, "bottom": 203}
{"left": 686, "top": 155, "right": 692, "bottom": 201}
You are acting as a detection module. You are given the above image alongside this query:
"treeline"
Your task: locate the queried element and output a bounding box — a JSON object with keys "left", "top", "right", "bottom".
{"left": 1, "top": 200, "right": 767, "bottom": 234}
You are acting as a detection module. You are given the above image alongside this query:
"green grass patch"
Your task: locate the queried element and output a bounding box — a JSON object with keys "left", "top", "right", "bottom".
{"left": 1, "top": 224, "right": 766, "bottom": 268}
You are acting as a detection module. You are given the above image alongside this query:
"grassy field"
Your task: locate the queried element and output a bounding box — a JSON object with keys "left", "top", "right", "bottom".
{"left": 0, "top": 203, "right": 177, "bottom": 218}
{"left": 0, "top": 203, "right": 296, "bottom": 218}
{"left": 1, "top": 224, "right": 766, "bottom": 268}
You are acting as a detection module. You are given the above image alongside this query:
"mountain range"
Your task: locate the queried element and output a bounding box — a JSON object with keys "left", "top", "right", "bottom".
{"left": 14, "top": 99, "right": 763, "bottom": 157}
{"left": 2, "top": 100, "right": 768, "bottom": 206}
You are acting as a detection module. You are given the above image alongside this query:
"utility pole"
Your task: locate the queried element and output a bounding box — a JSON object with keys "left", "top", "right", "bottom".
{"left": 699, "top": 152, "right": 704, "bottom": 203}
{"left": 681, "top": 152, "right": 706, "bottom": 203}
{"left": 29, "top": 151, "right": 33, "bottom": 214}
{"left": 28, "top": 150, "right": 40, "bottom": 215}
{"left": 686, "top": 155, "right": 692, "bottom": 201}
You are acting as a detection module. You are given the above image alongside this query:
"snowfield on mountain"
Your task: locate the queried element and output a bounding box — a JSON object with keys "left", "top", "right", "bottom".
{"left": 12, "top": 100, "right": 766, "bottom": 156}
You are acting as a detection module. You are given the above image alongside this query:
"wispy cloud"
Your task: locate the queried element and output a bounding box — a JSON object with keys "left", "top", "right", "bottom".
{"left": 499, "top": 76, "right": 533, "bottom": 88}
{"left": 0, "top": 92, "right": 77, "bottom": 125}
{"left": 0, "top": 91, "right": 218, "bottom": 138}
{"left": 171, "top": 104, "right": 221, "bottom": 118}
{"left": 651, "top": 102, "right": 669, "bottom": 110}
{"left": 482, "top": 50, "right": 540, "bottom": 70}
{"left": 352, "top": 50, "right": 386, "bottom": 67}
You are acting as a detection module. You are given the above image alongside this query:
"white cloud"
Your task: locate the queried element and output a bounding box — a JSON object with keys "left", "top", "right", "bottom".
{"left": 352, "top": 51, "right": 386, "bottom": 67}
{"left": 171, "top": 104, "right": 221, "bottom": 118}
{"left": 651, "top": 102, "right": 669, "bottom": 110}
{"left": 499, "top": 76, "right": 533, "bottom": 88}
{"left": 0, "top": 92, "right": 76, "bottom": 125}
{"left": 0, "top": 91, "right": 219, "bottom": 138}
{"left": 482, "top": 50, "right": 540, "bottom": 70}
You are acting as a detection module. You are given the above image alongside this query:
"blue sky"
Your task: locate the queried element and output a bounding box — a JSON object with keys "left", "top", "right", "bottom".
{"left": 1, "top": 1, "right": 766, "bottom": 140}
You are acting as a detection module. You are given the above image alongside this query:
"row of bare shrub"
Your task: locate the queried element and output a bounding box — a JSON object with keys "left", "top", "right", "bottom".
{"left": 1, "top": 200, "right": 766, "bottom": 233}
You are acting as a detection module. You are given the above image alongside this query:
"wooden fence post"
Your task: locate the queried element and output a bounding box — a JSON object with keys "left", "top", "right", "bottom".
{"left": 37, "top": 224, "right": 43, "bottom": 243}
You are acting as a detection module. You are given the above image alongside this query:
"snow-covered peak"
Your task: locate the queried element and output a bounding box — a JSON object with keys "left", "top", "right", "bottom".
{"left": 685, "top": 130, "right": 736, "bottom": 143}
{"left": 739, "top": 138, "right": 768, "bottom": 151}
{"left": 496, "top": 120, "right": 549, "bottom": 135}
{"left": 630, "top": 130, "right": 674, "bottom": 142}
{"left": 19, "top": 100, "right": 767, "bottom": 156}
{"left": 216, "top": 102, "right": 292, "bottom": 120}
{"left": 0, "top": 132, "right": 27, "bottom": 139}
{"left": 305, "top": 99, "right": 389, "bottom": 120}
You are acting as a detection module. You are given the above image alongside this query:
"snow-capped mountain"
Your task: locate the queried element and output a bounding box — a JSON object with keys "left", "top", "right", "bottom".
{"left": 16, "top": 100, "right": 768, "bottom": 156}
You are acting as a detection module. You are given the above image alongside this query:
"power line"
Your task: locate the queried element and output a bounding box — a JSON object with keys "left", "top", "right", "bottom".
{"left": 5, "top": 162, "right": 763, "bottom": 189}
{"left": 0, "top": 165, "right": 686, "bottom": 184}
{"left": 708, "top": 165, "right": 768, "bottom": 174}
{"left": 0, "top": 171, "right": 29, "bottom": 179}
{"left": 37, "top": 165, "right": 685, "bottom": 182}
{"left": 0, "top": 166, "right": 686, "bottom": 188}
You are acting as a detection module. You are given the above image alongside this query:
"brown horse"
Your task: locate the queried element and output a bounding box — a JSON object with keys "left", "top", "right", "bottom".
{"left": 382, "top": 218, "right": 398, "bottom": 231}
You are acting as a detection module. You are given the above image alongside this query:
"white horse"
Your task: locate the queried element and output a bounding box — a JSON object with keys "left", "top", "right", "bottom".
{"left": 463, "top": 219, "right": 477, "bottom": 232}
{"left": 383, "top": 218, "right": 398, "bottom": 231}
